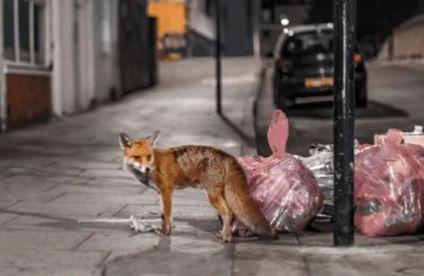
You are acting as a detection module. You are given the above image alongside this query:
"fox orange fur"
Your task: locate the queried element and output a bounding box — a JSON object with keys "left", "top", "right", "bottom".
{"left": 119, "top": 131, "right": 275, "bottom": 242}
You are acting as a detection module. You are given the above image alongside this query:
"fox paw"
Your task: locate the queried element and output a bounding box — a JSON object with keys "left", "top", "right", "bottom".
{"left": 158, "top": 227, "right": 171, "bottom": 236}
{"left": 216, "top": 232, "right": 232, "bottom": 243}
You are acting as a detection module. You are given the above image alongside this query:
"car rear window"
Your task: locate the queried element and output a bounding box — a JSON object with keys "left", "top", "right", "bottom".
{"left": 282, "top": 31, "right": 333, "bottom": 58}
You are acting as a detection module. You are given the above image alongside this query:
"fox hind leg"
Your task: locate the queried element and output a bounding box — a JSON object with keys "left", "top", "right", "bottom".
{"left": 207, "top": 191, "right": 233, "bottom": 243}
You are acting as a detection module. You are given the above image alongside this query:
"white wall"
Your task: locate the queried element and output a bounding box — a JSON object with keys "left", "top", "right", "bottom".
{"left": 51, "top": 0, "right": 119, "bottom": 116}
{"left": 51, "top": 0, "right": 78, "bottom": 115}
{"left": 92, "top": 0, "right": 119, "bottom": 103}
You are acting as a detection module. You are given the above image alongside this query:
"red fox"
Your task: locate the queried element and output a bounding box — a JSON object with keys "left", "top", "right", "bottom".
{"left": 119, "top": 131, "right": 275, "bottom": 242}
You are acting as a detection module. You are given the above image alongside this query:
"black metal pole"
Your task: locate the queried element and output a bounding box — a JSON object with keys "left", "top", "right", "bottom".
{"left": 216, "top": 0, "right": 222, "bottom": 115}
{"left": 333, "top": 0, "right": 356, "bottom": 246}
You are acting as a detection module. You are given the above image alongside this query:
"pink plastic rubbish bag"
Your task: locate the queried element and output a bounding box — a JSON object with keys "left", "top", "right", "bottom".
{"left": 233, "top": 110, "right": 323, "bottom": 235}
{"left": 355, "top": 129, "right": 424, "bottom": 236}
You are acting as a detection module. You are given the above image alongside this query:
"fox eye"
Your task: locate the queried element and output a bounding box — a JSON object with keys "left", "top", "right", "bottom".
{"left": 147, "top": 155, "right": 152, "bottom": 161}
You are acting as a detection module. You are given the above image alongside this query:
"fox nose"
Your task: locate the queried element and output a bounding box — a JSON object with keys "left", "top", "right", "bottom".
{"left": 145, "top": 167, "right": 150, "bottom": 173}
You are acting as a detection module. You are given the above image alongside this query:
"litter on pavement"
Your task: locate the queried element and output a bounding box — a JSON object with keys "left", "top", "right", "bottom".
{"left": 78, "top": 215, "right": 161, "bottom": 234}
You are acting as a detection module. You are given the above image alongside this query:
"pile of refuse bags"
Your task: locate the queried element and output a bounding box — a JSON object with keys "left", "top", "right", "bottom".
{"left": 234, "top": 108, "right": 424, "bottom": 237}
{"left": 300, "top": 128, "right": 424, "bottom": 236}
{"left": 232, "top": 110, "right": 324, "bottom": 236}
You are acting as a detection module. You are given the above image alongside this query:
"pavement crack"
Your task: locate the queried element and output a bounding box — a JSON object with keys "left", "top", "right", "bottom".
{"left": 111, "top": 204, "right": 128, "bottom": 217}
{"left": 0, "top": 214, "right": 21, "bottom": 226}
{"left": 96, "top": 251, "right": 113, "bottom": 268}
{"left": 47, "top": 192, "right": 67, "bottom": 202}
{"left": 73, "top": 232, "right": 96, "bottom": 250}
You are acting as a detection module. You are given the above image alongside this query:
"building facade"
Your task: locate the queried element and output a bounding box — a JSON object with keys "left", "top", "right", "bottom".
{"left": 0, "top": 0, "right": 154, "bottom": 130}
{"left": 188, "top": 0, "right": 256, "bottom": 57}
{"left": 0, "top": 0, "right": 121, "bottom": 130}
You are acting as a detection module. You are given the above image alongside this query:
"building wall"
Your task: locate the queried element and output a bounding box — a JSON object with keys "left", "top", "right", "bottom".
{"left": 51, "top": 0, "right": 119, "bottom": 116}
{"left": 188, "top": 0, "right": 255, "bottom": 57}
{"left": 0, "top": 0, "right": 145, "bottom": 130}
{"left": 224, "top": 0, "right": 254, "bottom": 56}
{"left": 0, "top": 0, "right": 53, "bottom": 129}
{"left": 379, "top": 14, "right": 424, "bottom": 60}
{"left": 6, "top": 73, "right": 50, "bottom": 128}
{"left": 51, "top": 0, "right": 77, "bottom": 115}
{"left": 92, "top": 0, "right": 119, "bottom": 102}
{"left": 189, "top": 0, "right": 215, "bottom": 40}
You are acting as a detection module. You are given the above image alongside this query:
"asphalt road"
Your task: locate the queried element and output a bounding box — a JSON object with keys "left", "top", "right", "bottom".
{"left": 255, "top": 60, "right": 424, "bottom": 156}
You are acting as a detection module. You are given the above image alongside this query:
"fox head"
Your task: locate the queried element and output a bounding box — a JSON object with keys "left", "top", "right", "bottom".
{"left": 119, "top": 131, "right": 160, "bottom": 175}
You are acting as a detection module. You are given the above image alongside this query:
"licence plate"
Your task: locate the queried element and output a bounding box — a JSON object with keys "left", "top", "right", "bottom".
{"left": 304, "top": 77, "right": 333, "bottom": 88}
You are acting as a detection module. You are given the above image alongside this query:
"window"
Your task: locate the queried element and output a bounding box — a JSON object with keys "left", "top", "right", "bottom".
{"left": 2, "top": 0, "right": 45, "bottom": 65}
{"left": 33, "top": 3, "right": 44, "bottom": 64}
{"left": 3, "top": 0, "right": 15, "bottom": 60}
{"left": 282, "top": 31, "right": 333, "bottom": 58}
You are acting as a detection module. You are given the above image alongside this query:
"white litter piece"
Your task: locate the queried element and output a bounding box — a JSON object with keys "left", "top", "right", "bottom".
{"left": 129, "top": 215, "right": 161, "bottom": 234}
{"left": 78, "top": 215, "right": 161, "bottom": 234}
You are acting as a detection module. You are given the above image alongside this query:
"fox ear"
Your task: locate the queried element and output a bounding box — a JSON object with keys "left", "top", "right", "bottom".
{"left": 147, "top": 130, "right": 160, "bottom": 147}
{"left": 119, "top": 133, "right": 132, "bottom": 149}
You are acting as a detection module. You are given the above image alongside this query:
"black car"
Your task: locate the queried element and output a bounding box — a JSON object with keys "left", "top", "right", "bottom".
{"left": 272, "top": 23, "right": 367, "bottom": 108}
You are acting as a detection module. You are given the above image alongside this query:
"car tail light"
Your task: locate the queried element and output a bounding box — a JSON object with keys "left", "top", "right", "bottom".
{"left": 354, "top": 53, "right": 363, "bottom": 64}
{"left": 277, "top": 58, "right": 292, "bottom": 72}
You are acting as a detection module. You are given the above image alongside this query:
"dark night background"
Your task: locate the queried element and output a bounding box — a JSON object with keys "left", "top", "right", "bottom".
{"left": 262, "top": 0, "right": 424, "bottom": 58}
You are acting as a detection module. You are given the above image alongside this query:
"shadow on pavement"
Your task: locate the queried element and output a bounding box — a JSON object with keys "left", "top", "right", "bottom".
{"left": 283, "top": 101, "right": 408, "bottom": 119}
{"left": 103, "top": 236, "right": 240, "bottom": 276}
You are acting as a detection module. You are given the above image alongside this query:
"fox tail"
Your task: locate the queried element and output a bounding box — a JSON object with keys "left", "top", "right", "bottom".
{"left": 224, "top": 161, "right": 276, "bottom": 238}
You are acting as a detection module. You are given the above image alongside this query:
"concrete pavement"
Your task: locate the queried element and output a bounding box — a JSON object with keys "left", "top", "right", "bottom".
{"left": 1, "top": 58, "right": 424, "bottom": 276}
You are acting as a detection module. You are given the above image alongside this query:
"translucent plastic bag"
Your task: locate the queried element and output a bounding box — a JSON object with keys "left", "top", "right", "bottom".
{"left": 355, "top": 129, "right": 424, "bottom": 236}
{"left": 232, "top": 110, "right": 324, "bottom": 235}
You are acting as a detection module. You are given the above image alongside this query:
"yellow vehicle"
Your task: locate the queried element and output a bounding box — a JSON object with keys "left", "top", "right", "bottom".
{"left": 148, "top": 1, "right": 188, "bottom": 60}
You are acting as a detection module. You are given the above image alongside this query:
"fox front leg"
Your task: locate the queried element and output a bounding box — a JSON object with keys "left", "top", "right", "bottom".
{"left": 159, "top": 188, "right": 173, "bottom": 235}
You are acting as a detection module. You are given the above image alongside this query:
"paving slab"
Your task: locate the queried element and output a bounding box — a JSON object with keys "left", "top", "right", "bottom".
{"left": 6, "top": 202, "right": 125, "bottom": 218}
{"left": 51, "top": 192, "right": 158, "bottom": 205}
{"left": 1, "top": 214, "right": 133, "bottom": 233}
{"left": 0, "top": 200, "right": 19, "bottom": 210}
{"left": 0, "top": 189, "right": 65, "bottom": 203}
{"left": 305, "top": 251, "right": 424, "bottom": 276}
{"left": 115, "top": 203, "right": 217, "bottom": 221}
{"left": 0, "top": 229, "right": 92, "bottom": 250}
{"left": 78, "top": 231, "right": 161, "bottom": 253}
{"left": 103, "top": 236, "right": 233, "bottom": 276}
{"left": 80, "top": 169, "right": 133, "bottom": 179}
{"left": 0, "top": 249, "right": 107, "bottom": 276}
{"left": 47, "top": 182, "right": 142, "bottom": 195}
{"left": 0, "top": 213, "right": 19, "bottom": 225}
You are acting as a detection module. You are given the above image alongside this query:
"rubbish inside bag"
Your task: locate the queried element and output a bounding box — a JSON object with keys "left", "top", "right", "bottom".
{"left": 232, "top": 110, "right": 324, "bottom": 236}
{"left": 296, "top": 144, "right": 335, "bottom": 218}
